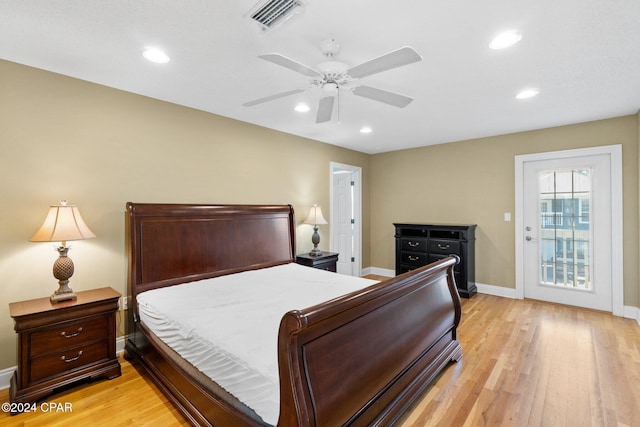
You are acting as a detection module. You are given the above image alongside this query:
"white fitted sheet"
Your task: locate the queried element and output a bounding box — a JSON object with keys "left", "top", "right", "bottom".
{"left": 137, "top": 263, "right": 377, "bottom": 425}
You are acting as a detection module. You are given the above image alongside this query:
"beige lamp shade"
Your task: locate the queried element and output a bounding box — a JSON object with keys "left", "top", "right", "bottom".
{"left": 30, "top": 201, "right": 96, "bottom": 244}
{"left": 303, "top": 204, "right": 328, "bottom": 225}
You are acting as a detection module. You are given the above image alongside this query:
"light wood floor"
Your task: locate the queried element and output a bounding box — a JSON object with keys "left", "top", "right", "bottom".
{"left": 1, "top": 294, "right": 639, "bottom": 426}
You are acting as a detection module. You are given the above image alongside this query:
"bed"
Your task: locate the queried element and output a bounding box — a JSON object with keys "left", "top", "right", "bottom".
{"left": 124, "top": 202, "right": 463, "bottom": 426}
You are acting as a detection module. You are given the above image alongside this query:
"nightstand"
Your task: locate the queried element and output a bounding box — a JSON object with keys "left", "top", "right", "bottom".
{"left": 296, "top": 251, "right": 339, "bottom": 272}
{"left": 9, "top": 287, "right": 121, "bottom": 410}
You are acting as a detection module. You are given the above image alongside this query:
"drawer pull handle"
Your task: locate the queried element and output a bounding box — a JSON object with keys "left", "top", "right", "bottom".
{"left": 408, "top": 256, "right": 420, "bottom": 261}
{"left": 408, "top": 241, "right": 420, "bottom": 247}
{"left": 437, "top": 243, "right": 450, "bottom": 250}
{"left": 60, "top": 327, "right": 83, "bottom": 338}
{"left": 61, "top": 351, "right": 83, "bottom": 363}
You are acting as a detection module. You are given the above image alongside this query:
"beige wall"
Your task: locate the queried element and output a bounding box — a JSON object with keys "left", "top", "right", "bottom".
{"left": 370, "top": 116, "right": 639, "bottom": 307}
{"left": 1, "top": 58, "right": 638, "bottom": 371}
{"left": 0, "top": 60, "right": 370, "bottom": 368}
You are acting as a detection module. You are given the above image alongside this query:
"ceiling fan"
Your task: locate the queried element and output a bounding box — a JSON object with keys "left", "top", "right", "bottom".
{"left": 242, "top": 38, "right": 422, "bottom": 123}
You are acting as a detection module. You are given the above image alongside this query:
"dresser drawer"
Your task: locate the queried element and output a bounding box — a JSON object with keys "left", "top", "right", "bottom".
{"left": 429, "top": 239, "right": 460, "bottom": 254}
{"left": 30, "top": 315, "right": 108, "bottom": 357}
{"left": 401, "top": 237, "right": 428, "bottom": 253}
{"left": 30, "top": 340, "right": 109, "bottom": 384}
{"left": 401, "top": 252, "right": 429, "bottom": 267}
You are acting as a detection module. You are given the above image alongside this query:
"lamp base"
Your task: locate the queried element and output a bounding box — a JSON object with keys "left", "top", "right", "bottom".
{"left": 50, "top": 246, "right": 77, "bottom": 303}
{"left": 309, "top": 248, "right": 323, "bottom": 257}
{"left": 50, "top": 290, "right": 77, "bottom": 303}
{"left": 309, "top": 225, "right": 322, "bottom": 256}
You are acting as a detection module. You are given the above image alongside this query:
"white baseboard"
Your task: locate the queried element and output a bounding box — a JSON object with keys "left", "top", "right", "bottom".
{"left": 0, "top": 365, "right": 15, "bottom": 391}
{"left": 116, "top": 335, "right": 126, "bottom": 354}
{"left": 623, "top": 305, "right": 640, "bottom": 326}
{"left": 475, "top": 282, "right": 518, "bottom": 299}
{"left": 362, "top": 266, "right": 395, "bottom": 277}
{"left": 0, "top": 336, "right": 127, "bottom": 391}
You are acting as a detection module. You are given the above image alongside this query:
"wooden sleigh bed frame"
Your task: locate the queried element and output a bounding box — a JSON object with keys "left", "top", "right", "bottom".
{"left": 124, "top": 202, "right": 462, "bottom": 426}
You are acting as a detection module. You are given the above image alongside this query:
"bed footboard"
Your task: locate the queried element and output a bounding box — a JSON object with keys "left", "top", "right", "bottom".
{"left": 277, "top": 256, "right": 462, "bottom": 427}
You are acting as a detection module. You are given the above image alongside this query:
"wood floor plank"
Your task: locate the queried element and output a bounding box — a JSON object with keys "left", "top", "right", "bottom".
{"left": 0, "top": 356, "right": 189, "bottom": 427}
{"left": 398, "top": 295, "right": 640, "bottom": 427}
{"left": 1, "top": 294, "right": 638, "bottom": 426}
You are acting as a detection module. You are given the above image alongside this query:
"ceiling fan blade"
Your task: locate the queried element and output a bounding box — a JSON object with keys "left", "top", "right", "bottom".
{"left": 347, "top": 46, "right": 422, "bottom": 79}
{"left": 242, "top": 89, "right": 304, "bottom": 107}
{"left": 352, "top": 85, "right": 414, "bottom": 108}
{"left": 258, "top": 54, "right": 322, "bottom": 78}
{"left": 316, "top": 96, "right": 335, "bottom": 123}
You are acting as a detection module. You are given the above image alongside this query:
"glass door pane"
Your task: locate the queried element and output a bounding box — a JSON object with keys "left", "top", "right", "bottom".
{"left": 538, "top": 169, "right": 592, "bottom": 289}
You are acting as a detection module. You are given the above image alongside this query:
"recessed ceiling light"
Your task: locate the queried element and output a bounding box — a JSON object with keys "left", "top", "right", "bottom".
{"left": 515, "top": 88, "right": 540, "bottom": 99}
{"left": 143, "top": 48, "right": 170, "bottom": 64}
{"left": 489, "top": 30, "right": 522, "bottom": 49}
{"left": 294, "top": 103, "right": 310, "bottom": 113}
{"left": 360, "top": 126, "right": 372, "bottom": 134}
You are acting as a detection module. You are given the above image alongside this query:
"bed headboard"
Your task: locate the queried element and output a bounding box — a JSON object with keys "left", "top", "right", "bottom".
{"left": 126, "top": 203, "right": 296, "bottom": 302}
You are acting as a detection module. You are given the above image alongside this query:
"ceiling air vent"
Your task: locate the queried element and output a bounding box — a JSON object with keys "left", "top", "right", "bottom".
{"left": 247, "top": 0, "right": 304, "bottom": 31}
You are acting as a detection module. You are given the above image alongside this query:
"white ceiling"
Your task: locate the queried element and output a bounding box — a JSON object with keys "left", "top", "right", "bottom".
{"left": 1, "top": 0, "right": 639, "bottom": 154}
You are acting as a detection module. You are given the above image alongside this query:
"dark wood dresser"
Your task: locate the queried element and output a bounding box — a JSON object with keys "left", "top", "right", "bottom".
{"left": 394, "top": 223, "right": 477, "bottom": 298}
{"left": 295, "top": 251, "right": 339, "bottom": 272}
{"left": 9, "top": 287, "right": 121, "bottom": 410}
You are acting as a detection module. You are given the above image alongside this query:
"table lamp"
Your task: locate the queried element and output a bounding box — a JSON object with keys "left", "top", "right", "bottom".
{"left": 30, "top": 200, "right": 96, "bottom": 302}
{"left": 303, "top": 204, "right": 328, "bottom": 256}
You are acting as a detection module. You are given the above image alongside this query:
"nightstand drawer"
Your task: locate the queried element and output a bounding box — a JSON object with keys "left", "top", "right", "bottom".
{"left": 30, "top": 316, "right": 108, "bottom": 357}
{"left": 30, "top": 340, "right": 109, "bottom": 383}
{"left": 312, "top": 260, "right": 337, "bottom": 272}
{"left": 296, "top": 252, "right": 339, "bottom": 272}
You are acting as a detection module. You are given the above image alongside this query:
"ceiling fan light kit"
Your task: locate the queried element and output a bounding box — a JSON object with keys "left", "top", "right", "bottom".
{"left": 243, "top": 38, "right": 422, "bottom": 124}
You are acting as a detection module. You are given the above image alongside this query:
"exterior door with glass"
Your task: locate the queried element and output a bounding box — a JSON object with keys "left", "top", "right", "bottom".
{"left": 522, "top": 153, "right": 612, "bottom": 311}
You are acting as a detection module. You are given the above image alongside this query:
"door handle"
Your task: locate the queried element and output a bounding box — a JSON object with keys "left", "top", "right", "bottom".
{"left": 526, "top": 236, "right": 533, "bottom": 241}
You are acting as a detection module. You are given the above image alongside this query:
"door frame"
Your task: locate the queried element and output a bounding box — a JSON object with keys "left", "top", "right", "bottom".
{"left": 329, "top": 162, "right": 362, "bottom": 276}
{"left": 514, "top": 145, "right": 623, "bottom": 316}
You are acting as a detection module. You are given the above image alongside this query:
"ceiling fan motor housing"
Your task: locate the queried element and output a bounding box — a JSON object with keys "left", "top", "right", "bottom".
{"left": 313, "top": 61, "right": 350, "bottom": 89}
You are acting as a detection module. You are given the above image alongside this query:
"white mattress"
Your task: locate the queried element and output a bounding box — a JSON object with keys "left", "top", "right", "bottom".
{"left": 137, "top": 263, "right": 377, "bottom": 426}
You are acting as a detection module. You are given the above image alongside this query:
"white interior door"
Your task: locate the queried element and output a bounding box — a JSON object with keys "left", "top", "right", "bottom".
{"left": 330, "top": 162, "right": 361, "bottom": 276}
{"left": 516, "top": 146, "right": 623, "bottom": 314}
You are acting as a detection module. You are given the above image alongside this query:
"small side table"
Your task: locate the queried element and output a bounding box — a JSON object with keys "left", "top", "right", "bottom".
{"left": 9, "top": 287, "right": 121, "bottom": 411}
{"left": 296, "top": 251, "right": 339, "bottom": 272}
